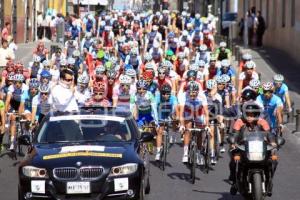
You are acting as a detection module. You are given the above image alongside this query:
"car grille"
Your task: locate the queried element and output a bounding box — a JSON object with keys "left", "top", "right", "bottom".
{"left": 53, "top": 167, "right": 104, "bottom": 180}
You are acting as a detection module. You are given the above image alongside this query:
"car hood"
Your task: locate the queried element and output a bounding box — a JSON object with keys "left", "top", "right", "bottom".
{"left": 21, "top": 142, "right": 141, "bottom": 169}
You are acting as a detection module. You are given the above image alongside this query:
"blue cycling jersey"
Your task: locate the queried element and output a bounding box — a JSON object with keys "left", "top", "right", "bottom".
{"left": 155, "top": 93, "right": 178, "bottom": 120}
{"left": 256, "top": 94, "right": 283, "bottom": 129}
{"left": 274, "top": 83, "right": 288, "bottom": 103}
{"left": 216, "top": 67, "right": 236, "bottom": 78}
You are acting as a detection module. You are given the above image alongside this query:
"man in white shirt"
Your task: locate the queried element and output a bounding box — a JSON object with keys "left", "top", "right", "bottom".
{"left": 51, "top": 69, "right": 79, "bottom": 112}
{"left": 0, "top": 39, "right": 15, "bottom": 70}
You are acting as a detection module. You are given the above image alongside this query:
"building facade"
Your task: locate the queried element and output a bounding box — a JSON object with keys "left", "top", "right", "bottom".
{"left": 238, "top": 0, "right": 300, "bottom": 64}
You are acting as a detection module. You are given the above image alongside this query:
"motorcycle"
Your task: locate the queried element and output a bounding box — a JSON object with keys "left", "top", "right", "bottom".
{"left": 228, "top": 132, "right": 285, "bottom": 200}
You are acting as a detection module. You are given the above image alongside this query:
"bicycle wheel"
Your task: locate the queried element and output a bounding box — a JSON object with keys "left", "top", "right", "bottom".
{"left": 204, "top": 132, "right": 210, "bottom": 174}
{"left": 190, "top": 141, "right": 197, "bottom": 184}
{"left": 161, "top": 132, "right": 168, "bottom": 171}
{"left": 16, "top": 123, "right": 23, "bottom": 156}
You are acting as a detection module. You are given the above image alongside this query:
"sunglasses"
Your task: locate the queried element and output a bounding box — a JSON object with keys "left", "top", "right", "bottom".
{"left": 247, "top": 68, "right": 254, "bottom": 70}
{"left": 94, "top": 92, "right": 104, "bottom": 96}
{"left": 64, "top": 78, "right": 73, "bottom": 82}
{"left": 162, "top": 93, "right": 171, "bottom": 96}
{"left": 137, "top": 87, "right": 146, "bottom": 91}
{"left": 108, "top": 77, "right": 115, "bottom": 80}
{"left": 263, "top": 90, "right": 272, "bottom": 94}
{"left": 159, "top": 72, "right": 166, "bottom": 75}
{"left": 41, "top": 92, "right": 49, "bottom": 96}
{"left": 121, "top": 84, "right": 130, "bottom": 87}
{"left": 14, "top": 81, "right": 22, "bottom": 84}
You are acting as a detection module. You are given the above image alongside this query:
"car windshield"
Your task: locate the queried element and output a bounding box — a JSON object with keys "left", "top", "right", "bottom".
{"left": 37, "top": 115, "right": 132, "bottom": 143}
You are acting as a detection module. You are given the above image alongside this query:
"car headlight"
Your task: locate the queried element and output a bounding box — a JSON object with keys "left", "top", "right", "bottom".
{"left": 22, "top": 166, "right": 48, "bottom": 178}
{"left": 109, "top": 163, "right": 138, "bottom": 177}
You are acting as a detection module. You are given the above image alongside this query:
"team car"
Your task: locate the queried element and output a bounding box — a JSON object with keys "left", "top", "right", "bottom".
{"left": 18, "top": 107, "right": 153, "bottom": 200}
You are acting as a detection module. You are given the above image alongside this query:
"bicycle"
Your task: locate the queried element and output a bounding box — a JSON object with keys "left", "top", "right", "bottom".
{"left": 201, "top": 126, "right": 211, "bottom": 174}
{"left": 187, "top": 120, "right": 205, "bottom": 184}
{"left": 158, "top": 119, "right": 177, "bottom": 171}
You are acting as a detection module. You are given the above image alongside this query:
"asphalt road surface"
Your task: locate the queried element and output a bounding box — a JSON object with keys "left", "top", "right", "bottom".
{"left": 1, "top": 42, "right": 300, "bottom": 200}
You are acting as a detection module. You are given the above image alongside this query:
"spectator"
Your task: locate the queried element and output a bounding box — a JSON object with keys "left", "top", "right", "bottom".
{"left": 50, "top": 69, "right": 79, "bottom": 112}
{"left": 1, "top": 22, "right": 11, "bottom": 42}
{"left": 37, "top": 11, "right": 44, "bottom": 39}
{"left": 7, "top": 36, "right": 18, "bottom": 53}
{"left": 256, "top": 11, "right": 266, "bottom": 47}
{"left": 0, "top": 39, "right": 15, "bottom": 73}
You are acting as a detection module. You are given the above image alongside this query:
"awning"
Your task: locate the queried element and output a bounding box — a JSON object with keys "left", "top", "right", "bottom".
{"left": 73, "top": 0, "right": 108, "bottom": 6}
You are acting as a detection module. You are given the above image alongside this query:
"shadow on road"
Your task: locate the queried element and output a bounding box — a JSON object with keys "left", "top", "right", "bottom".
{"left": 192, "top": 189, "right": 244, "bottom": 200}
{"left": 167, "top": 172, "right": 200, "bottom": 183}
{"left": 150, "top": 160, "right": 172, "bottom": 170}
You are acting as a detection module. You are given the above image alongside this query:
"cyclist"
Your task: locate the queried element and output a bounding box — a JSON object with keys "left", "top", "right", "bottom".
{"left": 1, "top": 60, "right": 15, "bottom": 87}
{"left": 112, "top": 74, "right": 132, "bottom": 108}
{"left": 202, "top": 29, "right": 215, "bottom": 52}
{"left": 216, "top": 75, "right": 230, "bottom": 109}
{"left": 273, "top": 74, "right": 293, "bottom": 113}
{"left": 256, "top": 82, "right": 284, "bottom": 134}
{"left": 216, "top": 59, "right": 236, "bottom": 86}
{"left": 195, "top": 44, "right": 210, "bottom": 65}
{"left": 5, "top": 74, "right": 29, "bottom": 150}
{"left": 155, "top": 84, "right": 179, "bottom": 160}
{"left": 239, "top": 52, "right": 252, "bottom": 74}
{"left": 215, "top": 42, "right": 232, "bottom": 61}
{"left": 85, "top": 82, "right": 111, "bottom": 107}
{"left": 178, "top": 81, "right": 209, "bottom": 163}
{"left": 125, "top": 48, "right": 142, "bottom": 70}
{"left": 237, "top": 60, "right": 259, "bottom": 97}
{"left": 28, "top": 56, "right": 43, "bottom": 79}
{"left": 130, "top": 80, "right": 158, "bottom": 128}
{"left": 75, "top": 74, "right": 91, "bottom": 106}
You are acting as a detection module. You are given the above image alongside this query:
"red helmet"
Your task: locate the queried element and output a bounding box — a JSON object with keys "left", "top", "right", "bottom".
{"left": 143, "top": 70, "right": 154, "bottom": 80}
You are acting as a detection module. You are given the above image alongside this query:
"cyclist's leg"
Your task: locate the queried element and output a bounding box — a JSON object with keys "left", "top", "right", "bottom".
{"left": 155, "top": 125, "right": 164, "bottom": 160}
{"left": 182, "top": 120, "right": 192, "bottom": 162}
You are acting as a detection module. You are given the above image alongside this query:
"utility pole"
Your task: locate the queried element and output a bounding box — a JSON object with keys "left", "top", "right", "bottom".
{"left": 243, "top": 0, "right": 248, "bottom": 47}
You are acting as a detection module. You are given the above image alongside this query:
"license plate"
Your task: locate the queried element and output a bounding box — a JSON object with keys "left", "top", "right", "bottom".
{"left": 66, "top": 182, "right": 90, "bottom": 194}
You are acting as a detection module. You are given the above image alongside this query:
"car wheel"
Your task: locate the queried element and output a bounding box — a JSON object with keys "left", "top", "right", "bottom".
{"left": 18, "top": 187, "right": 25, "bottom": 200}
{"left": 138, "top": 179, "right": 145, "bottom": 200}
{"left": 145, "top": 175, "right": 150, "bottom": 194}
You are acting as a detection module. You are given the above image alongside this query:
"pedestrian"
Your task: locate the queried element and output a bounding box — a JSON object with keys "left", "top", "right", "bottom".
{"left": 247, "top": 10, "right": 258, "bottom": 46}
{"left": 0, "top": 39, "right": 15, "bottom": 73}
{"left": 1, "top": 22, "right": 11, "bottom": 42}
{"left": 7, "top": 36, "right": 18, "bottom": 53}
{"left": 256, "top": 11, "right": 266, "bottom": 47}
{"left": 238, "top": 18, "right": 244, "bottom": 40}
{"left": 37, "top": 11, "right": 44, "bottom": 39}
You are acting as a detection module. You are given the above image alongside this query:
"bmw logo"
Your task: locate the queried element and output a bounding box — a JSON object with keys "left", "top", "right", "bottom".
{"left": 76, "top": 161, "right": 82, "bottom": 167}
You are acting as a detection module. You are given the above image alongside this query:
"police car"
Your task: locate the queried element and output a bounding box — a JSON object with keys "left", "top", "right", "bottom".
{"left": 18, "top": 107, "right": 153, "bottom": 200}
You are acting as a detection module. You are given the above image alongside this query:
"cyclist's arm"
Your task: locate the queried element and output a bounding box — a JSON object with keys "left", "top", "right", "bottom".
{"left": 276, "top": 105, "right": 284, "bottom": 126}
{"left": 5, "top": 93, "right": 12, "bottom": 113}
{"left": 150, "top": 94, "right": 158, "bottom": 124}
{"left": 19, "top": 102, "right": 25, "bottom": 115}
{"left": 284, "top": 91, "right": 292, "bottom": 111}
{"left": 203, "top": 104, "right": 209, "bottom": 126}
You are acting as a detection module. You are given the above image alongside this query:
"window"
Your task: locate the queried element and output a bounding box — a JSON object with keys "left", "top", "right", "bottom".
{"left": 291, "top": 0, "right": 295, "bottom": 27}
{"left": 282, "top": 0, "right": 286, "bottom": 27}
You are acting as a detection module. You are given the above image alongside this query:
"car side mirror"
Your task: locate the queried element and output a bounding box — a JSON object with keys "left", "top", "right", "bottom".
{"left": 139, "top": 132, "right": 154, "bottom": 143}
{"left": 276, "top": 137, "right": 285, "bottom": 146}
{"left": 18, "top": 135, "right": 31, "bottom": 146}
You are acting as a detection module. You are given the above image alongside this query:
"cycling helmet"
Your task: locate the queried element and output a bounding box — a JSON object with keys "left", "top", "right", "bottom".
{"left": 189, "top": 63, "right": 199, "bottom": 71}
{"left": 199, "top": 44, "right": 208, "bottom": 51}
{"left": 249, "top": 79, "right": 261, "bottom": 89}
{"left": 220, "top": 42, "right": 227, "bottom": 48}
{"left": 119, "top": 74, "right": 132, "bottom": 85}
{"left": 161, "top": 84, "right": 172, "bottom": 94}
{"left": 60, "top": 59, "right": 67, "bottom": 66}
{"left": 187, "top": 70, "right": 197, "bottom": 79}
{"left": 85, "top": 32, "right": 92, "bottom": 39}
{"left": 198, "top": 60, "right": 206, "bottom": 68}
{"left": 203, "top": 29, "right": 210, "bottom": 35}
{"left": 97, "top": 50, "right": 105, "bottom": 59}
{"left": 42, "top": 60, "right": 50, "bottom": 67}
{"left": 143, "top": 70, "right": 154, "bottom": 80}
{"left": 243, "top": 101, "right": 262, "bottom": 118}
{"left": 125, "top": 68, "right": 137, "bottom": 77}
{"left": 221, "top": 74, "right": 230, "bottom": 83}
{"left": 130, "top": 48, "right": 138, "bottom": 55}
{"left": 178, "top": 52, "right": 185, "bottom": 59}
{"left": 166, "top": 50, "right": 174, "bottom": 57}
{"left": 168, "top": 32, "right": 175, "bottom": 38}
{"left": 195, "top": 27, "right": 201, "bottom": 32}
{"left": 216, "top": 76, "right": 223, "bottom": 84}
{"left": 40, "top": 70, "right": 52, "bottom": 79}
{"left": 242, "top": 53, "right": 252, "bottom": 61}
{"left": 33, "top": 56, "right": 41, "bottom": 63}
{"left": 105, "top": 61, "right": 113, "bottom": 70}
{"left": 29, "top": 78, "right": 40, "bottom": 89}
{"left": 242, "top": 89, "right": 257, "bottom": 101}
{"left": 206, "top": 79, "right": 217, "bottom": 90}
{"left": 195, "top": 13, "right": 201, "bottom": 19}
{"left": 77, "top": 75, "right": 89, "bottom": 84}
{"left": 273, "top": 74, "right": 284, "bottom": 82}
{"left": 158, "top": 67, "right": 166, "bottom": 74}
{"left": 109, "top": 57, "right": 118, "bottom": 64}
{"left": 136, "top": 79, "right": 148, "bottom": 89}
{"left": 145, "top": 63, "right": 155, "bottom": 70}
{"left": 39, "top": 84, "right": 50, "bottom": 93}
{"left": 67, "top": 57, "right": 75, "bottom": 65}
{"left": 95, "top": 65, "right": 106, "bottom": 75}
{"left": 107, "top": 70, "right": 117, "bottom": 79}
{"left": 14, "top": 74, "right": 25, "bottom": 82}
{"left": 187, "top": 81, "right": 199, "bottom": 92}
{"left": 210, "top": 53, "right": 217, "bottom": 61}
{"left": 144, "top": 53, "right": 153, "bottom": 61}
{"left": 179, "top": 41, "right": 186, "bottom": 47}
{"left": 262, "top": 82, "right": 274, "bottom": 91}
{"left": 182, "top": 30, "right": 189, "bottom": 36}
{"left": 73, "top": 50, "right": 80, "bottom": 57}
{"left": 221, "top": 59, "right": 230, "bottom": 68}
{"left": 245, "top": 60, "right": 256, "bottom": 69}
{"left": 8, "top": 73, "right": 15, "bottom": 81}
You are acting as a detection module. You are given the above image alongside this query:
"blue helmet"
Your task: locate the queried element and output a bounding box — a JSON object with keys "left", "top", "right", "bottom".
{"left": 29, "top": 78, "right": 40, "bottom": 89}
{"left": 40, "top": 70, "right": 52, "bottom": 79}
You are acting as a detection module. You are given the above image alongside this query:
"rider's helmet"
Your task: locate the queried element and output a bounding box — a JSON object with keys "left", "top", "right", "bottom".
{"left": 199, "top": 44, "right": 208, "bottom": 52}
{"left": 187, "top": 81, "right": 200, "bottom": 92}
{"left": 249, "top": 79, "right": 261, "bottom": 90}
{"left": 245, "top": 60, "right": 256, "bottom": 69}
{"left": 242, "top": 53, "right": 252, "bottom": 61}
{"left": 14, "top": 74, "right": 25, "bottom": 82}
{"left": 242, "top": 89, "right": 257, "bottom": 101}
{"left": 219, "top": 41, "right": 227, "bottom": 48}
{"left": 29, "top": 78, "right": 40, "bottom": 89}
{"left": 220, "top": 74, "right": 230, "bottom": 84}
{"left": 136, "top": 79, "right": 148, "bottom": 90}
{"left": 39, "top": 84, "right": 50, "bottom": 93}
{"left": 40, "top": 70, "right": 52, "bottom": 79}
{"left": 125, "top": 68, "right": 136, "bottom": 78}
{"left": 119, "top": 74, "right": 132, "bottom": 85}
{"left": 77, "top": 74, "right": 89, "bottom": 85}
{"left": 106, "top": 70, "right": 117, "bottom": 79}
{"left": 242, "top": 101, "right": 262, "bottom": 120}
{"left": 262, "top": 81, "right": 274, "bottom": 91}
{"left": 33, "top": 56, "right": 41, "bottom": 63}
{"left": 206, "top": 79, "right": 217, "bottom": 90}
{"left": 187, "top": 70, "right": 197, "bottom": 79}
{"left": 144, "top": 53, "right": 153, "bottom": 61}
{"left": 161, "top": 84, "right": 172, "bottom": 94}
{"left": 273, "top": 74, "right": 284, "bottom": 83}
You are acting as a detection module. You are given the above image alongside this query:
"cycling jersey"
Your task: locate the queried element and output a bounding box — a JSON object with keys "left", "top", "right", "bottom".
{"left": 217, "top": 68, "right": 236, "bottom": 79}
{"left": 216, "top": 48, "right": 231, "bottom": 61}
{"left": 274, "top": 83, "right": 288, "bottom": 103}
{"left": 239, "top": 71, "right": 259, "bottom": 88}
{"left": 256, "top": 94, "right": 283, "bottom": 129}
{"left": 8, "top": 84, "right": 29, "bottom": 103}
{"left": 178, "top": 92, "right": 207, "bottom": 123}
{"left": 217, "top": 88, "right": 229, "bottom": 107}
{"left": 204, "top": 91, "right": 223, "bottom": 122}
{"left": 21, "top": 91, "right": 38, "bottom": 113}
{"left": 155, "top": 93, "right": 178, "bottom": 120}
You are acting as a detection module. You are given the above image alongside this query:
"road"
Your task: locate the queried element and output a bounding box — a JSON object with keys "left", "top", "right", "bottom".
{"left": 1, "top": 42, "right": 300, "bottom": 200}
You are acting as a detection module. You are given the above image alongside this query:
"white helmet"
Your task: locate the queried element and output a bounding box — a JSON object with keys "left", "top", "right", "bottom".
{"left": 144, "top": 53, "right": 153, "bottom": 61}
{"left": 14, "top": 74, "right": 25, "bottom": 82}
{"left": 242, "top": 53, "right": 252, "bottom": 60}
{"left": 189, "top": 63, "right": 199, "bottom": 71}
{"left": 245, "top": 60, "right": 256, "bottom": 69}
{"left": 33, "top": 56, "right": 41, "bottom": 63}
{"left": 273, "top": 74, "right": 284, "bottom": 82}
{"left": 182, "top": 30, "right": 188, "bottom": 36}
{"left": 125, "top": 68, "right": 136, "bottom": 77}
{"left": 195, "top": 13, "right": 201, "bottom": 19}
{"left": 199, "top": 44, "right": 208, "bottom": 51}
{"left": 221, "top": 59, "right": 230, "bottom": 67}
{"left": 206, "top": 79, "right": 217, "bottom": 89}
{"left": 119, "top": 74, "right": 132, "bottom": 85}
{"left": 221, "top": 74, "right": 231, "bottom": 83}
{"left": 77, "top": 75, "right": 89, "bottom": 84}
{"left": 262, "top": 81, "right": 274, "bottom": 91}
{"left": 220, "top": 41, "right": 227, "bottom": 48}
{"left": 145, "top": 63, "right": 155, "bottom": 70}
{"left": 249, "top": 79, "right": 261, "bottom": 89}
{"left": 178, "top": 52, "right": 185, "bottom": 59}
{"left": 180, "top": 41, "right": 186, "bottom": 47}
{"left": 216, "top": 76, "right": 223, "bottom": 84}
